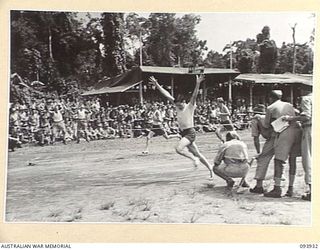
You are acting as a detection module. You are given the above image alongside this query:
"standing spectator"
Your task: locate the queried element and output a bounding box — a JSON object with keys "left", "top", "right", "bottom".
{"left": 282, "top": 85, "right": 312, "bottom": 201}
{"left": 249, "top": 104, "right": 274, "bottom": 194}
{"left": 8, "top": 123, "right": 22, "bottom": 152}
{"left": 19, "top": 108, "right": 29, "bottom": 128}
{"left": 263, "top": 90, "right": 302, "bottom": 198}
{"left": 9, "top": 108, "right": 20, "bottom": 128}
{"left": 76, "top": 104, "right": 90, "bottom": 143}
{"left": 92, "top": 98, "right": 101, "bottom": 112}
{"left": 38, "top": 110, "right": 52, "bottom": 145}
{"left": 167, "top": 105, "right": 175, "bottom": 126}
{"left": 29, "top": 109, "right": 40, "bottom": 141}
{"left": 19, "top": 100, "right": 28, "bottom": 110}
{"left": 50, "top": 105, "right": 67, "bottom": 145}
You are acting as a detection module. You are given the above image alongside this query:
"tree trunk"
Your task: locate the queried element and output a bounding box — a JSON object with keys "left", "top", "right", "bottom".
{"left": 291, "top": 24, "right": 297, "bottom": 73}
{"left": 102, "top": 13, "right": 127, "bottom": 77}
{"left": 48, "top": 26, "right": 54, "bottom": 61}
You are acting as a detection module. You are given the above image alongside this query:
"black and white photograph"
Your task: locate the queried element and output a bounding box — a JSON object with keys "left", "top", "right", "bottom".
{"left": 5, "top": 10, "right": 314, "bottom": 225}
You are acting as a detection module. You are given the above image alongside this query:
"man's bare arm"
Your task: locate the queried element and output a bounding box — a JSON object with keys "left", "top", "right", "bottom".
{"left": 149, "top": 76, "right": 175, "bottom": 103}
{"left": 190, "top": 74, "right": 205, "bottom": 105}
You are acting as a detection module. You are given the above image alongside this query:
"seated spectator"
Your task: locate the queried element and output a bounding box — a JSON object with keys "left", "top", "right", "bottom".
{"left": 65, "top": 119, "right": 75, "bottom": 141}
{"left": 103, "top": 123, "right": 116, "bottom": 139}
{"left": 169, "top": 118, "right": 180, "bottom": 134}
{"left": 8, "top": 127, "right": 22, "bottom": 151}
{"left": 9, "top": 108, "right": 20, "bottom": 128}
{"left": 87, "top": 125, "right": 98, "bottom": 140}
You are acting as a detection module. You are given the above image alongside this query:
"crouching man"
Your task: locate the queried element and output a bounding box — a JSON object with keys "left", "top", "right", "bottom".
{"left": 213, "top": 131, "right": 250, "bottom": 188}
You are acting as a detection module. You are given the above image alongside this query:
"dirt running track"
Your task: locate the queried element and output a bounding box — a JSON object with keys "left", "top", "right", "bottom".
{"left": 5, "top": 131, "right": 311, "bottom": 224}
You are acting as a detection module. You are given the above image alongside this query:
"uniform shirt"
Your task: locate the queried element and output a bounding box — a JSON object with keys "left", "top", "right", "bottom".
{"left": 19, "top": 104, "right": 27, "bottom": 110}
{"left": 152, "top": 110, "right": 163, "bottom": 125}
{"left": 92, "top": 101, "right": 100, "bottom": 112}
{"left": 29, "top": 113, "right": 40, "bottom": 127}
{"left": 19, "top": 111, "right": 28, "bottom": 122}
{"left": 209, "top": 109, "right": 217, "bottom": 119}
{"left": 40, "top": 112, "right": 50, "bottom": 127}
{"left": 214, "top": 139, "right": 249, "bottom": 165}
{"left": 129, "top": 110, "right": 136, "bottom": 120}
{"left": 52, "top": 110, "right": 63, "bottom": 122}
{"left": 218, "top": 104, "right": 231, "bottom": 122}
{"left": 251, "top": 115, "right": 272, "bottom": 139}
{"left": 77, "top": 109, "right": 87, "bottom": 120}
{"left": 300, "top": 93, "right": 312, "bottom": 126}
{"left": 160, "top": 110, "right": 166, "bottom": 120}
{"left": 176, "top": 103, "right": 195, "bottom": 130}
{"left": 264, "top": 100, "right": 296, "bottom": 128}
{"left": 167, "top": 109, "right": 174, "bottom": 118}
{"left": 10, "top": 112, "right": 20, "bottom": 126}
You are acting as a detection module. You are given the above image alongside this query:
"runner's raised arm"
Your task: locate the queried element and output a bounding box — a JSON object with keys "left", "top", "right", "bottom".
{"left": 190, "top": 74, "right": 205, "bottom": 106}
{"left": 149, "top": 76, "right": 175, "bottom": 103}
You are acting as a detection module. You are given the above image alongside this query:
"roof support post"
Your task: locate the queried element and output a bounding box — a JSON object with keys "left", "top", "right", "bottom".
{"left": 290, "top": 85, "right": 294, "bottom": 104}
{"left": 170, "top": 76, "right": 174, "bottom": 97}
{"left": 249, "top": 83, "right": 253, "bottom": 112}
{"left": 228, "top": 77, "right": 232, "bottom": 108}
{"left": 139, "top": 82, "right": 144, "bottom": 105}
{"left": 139, "top": 31, "right": 143, "bottom": 66}
{"left": 203, "top": 81, "right": 207, "bottom": 102}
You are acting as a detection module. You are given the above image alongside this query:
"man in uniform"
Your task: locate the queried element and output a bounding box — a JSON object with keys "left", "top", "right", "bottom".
{"left": 76, "top": 104, "right": 91, "bottom": 143}
{"left": 213, "top": 131, "right": 250, "bottom": 188}
{"left": 263, "top": 90, "right": 301, "bottom": 198}
{"left": 283, "top": 85, "right": 312, "bottom": 201}
{"left": 50, "top": 105, "right": 67, "bottom": 145}
{"left": 249, "top": 104, "right": 274, "bottom": 194}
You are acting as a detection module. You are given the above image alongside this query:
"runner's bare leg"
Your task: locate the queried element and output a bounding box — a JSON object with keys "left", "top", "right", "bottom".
{"left": 143, "top": 130, "right": 154, "bottom": 153}
{"left": 188, "top": 142, "right": 213, "bottom": 177}
{"left": 175, "top": 137, "right": 198, "bottom": 161}
{"left": 215, "top": 125, "right": 226, "bottom": 143}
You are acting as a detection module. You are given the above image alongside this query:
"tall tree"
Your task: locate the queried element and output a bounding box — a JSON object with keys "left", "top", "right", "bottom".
{"left": 222, "top": 39, "right": 258, "bottom": 72}
{"left": 275, "top": 42, "right": 313, "bottom": 74}
{"left": 173, "top": 14, "right": 207, "bottom": 66}
{"left": 101, "top": 13, "right": 127, "bottom": 76}
{"left": 11, "top": 11, "right": 40, "bottom": 80}
{"left": 256, "top": 26, "right": 278, "bottom": 73}
{"left": 142, "top": 13, "right": 207, "bottom": 67}
{"left": 204, "top": 50, "right": 226, "bottom": 68}
{"left": 125, "top": 12, "right": 150, "bottom": 66}
{"left": 74, "top": 13, "right": 104, "bottom": 87}
{"left": 11, "top": 10, "right": 85, "bottom": 87}
{"left": 144, "top": 13, "right": 176, "bottom": 66}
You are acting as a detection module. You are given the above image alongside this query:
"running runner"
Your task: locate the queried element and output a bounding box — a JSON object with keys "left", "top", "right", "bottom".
{"left": 215, "top": 97, "right": 234, "bottom": 143}
{"left": 142, "top": 103, "right": 180, "bottom": 154}
{"left": 148, "top": 75, "right": 213, "bottom": 178}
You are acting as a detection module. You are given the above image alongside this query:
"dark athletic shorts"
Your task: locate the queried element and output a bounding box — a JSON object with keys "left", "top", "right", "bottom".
{"left": 180, "top": 127, "right": 196, "bottom": 143}
{"left": 151, "top": 124, "right": 166, "bottom": 136}
{"left": 221, "top": 120, "right": 234, "bottom": 131}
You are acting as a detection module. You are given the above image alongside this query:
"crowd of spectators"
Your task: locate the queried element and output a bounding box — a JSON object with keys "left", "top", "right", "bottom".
{"left": 8, "top": 96, "right": 252, "bottom": 151}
